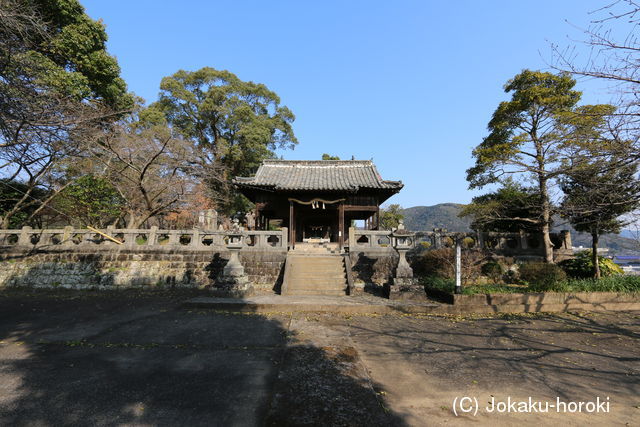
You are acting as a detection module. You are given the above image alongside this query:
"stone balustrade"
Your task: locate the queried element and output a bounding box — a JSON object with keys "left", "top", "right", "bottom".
{"left": 347, "top": 227, "right": 572, "bottom": 258}
{"left": 348, "top": 228, "right": 396, "bottom": 251}
{"left": 0, "top": 226, "right": 288, "bottom": 251}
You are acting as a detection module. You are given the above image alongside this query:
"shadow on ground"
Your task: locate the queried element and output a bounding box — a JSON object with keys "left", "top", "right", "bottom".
{"left": 0, "top": 288, "right": 406, "bottom": 426}
{"left": 345, "top": 310, "right": 640, "bottom": 404}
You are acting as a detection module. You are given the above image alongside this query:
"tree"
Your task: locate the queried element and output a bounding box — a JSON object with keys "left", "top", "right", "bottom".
{"left": 467, "top": 70, "right": 614, "bottom": 262}
{"left": 460, "top": 180, "right": 542, "bottom": 233}
{"left": 560, "top": 160, "right": 640, "bottom": 278}
{"left": 551, "top": 1, "right": 639, "bottom": 116}
{"left": 53, "top": 175, "right": 125, "bottom": 228}
{"left": 551, "top": 1, "right": 640, "bottom": 167}
{"left": 88, "top": 107, "right": 197, "bottom": 228}
{"left": 379, "top": 204, "right": 403, "bottom": 230}
{"left": 0, "top": 0, "right": 131, "bottom": 227}
{"left": 0, "top": 178, "right": 47, "bottom": 228}
{"left": 322, "top": 153, "right": 340, "bottom": 160}
{"left": 151, "top": 67, "right": 297, "bottom": 213}
{"left": 0, "top": 0, "right": 132, "bottom": 112}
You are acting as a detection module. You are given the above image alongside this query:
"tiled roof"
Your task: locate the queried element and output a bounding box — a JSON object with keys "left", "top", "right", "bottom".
{"left": 234, "top": 160, "right": 403, "bottom": 192}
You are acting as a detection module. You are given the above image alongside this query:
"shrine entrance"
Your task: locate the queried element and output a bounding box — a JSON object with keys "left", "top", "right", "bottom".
{"left": 288, "top": 198, "right": 344, "bottom": 246}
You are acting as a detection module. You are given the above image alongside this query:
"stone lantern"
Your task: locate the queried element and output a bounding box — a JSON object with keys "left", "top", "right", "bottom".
{"left": 388, "top": 227, "right": 426, "bottom": 300}
{"left": 218, "top": 219, "right": 253, "bottom": 296}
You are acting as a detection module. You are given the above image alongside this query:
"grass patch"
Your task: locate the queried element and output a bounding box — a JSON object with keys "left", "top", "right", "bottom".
{"left": 550, "top": 276, "right": 640, "bottom": 293}
{"left": 420, "top": 275, "right": 640, "bottom": 295}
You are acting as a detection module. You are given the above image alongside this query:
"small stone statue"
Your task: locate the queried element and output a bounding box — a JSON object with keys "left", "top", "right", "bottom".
{"left": 245, "top": 211, "right": 255, "bottom": 230}
{"left": 205, "top": 209, "right": 217, "bottom": 229}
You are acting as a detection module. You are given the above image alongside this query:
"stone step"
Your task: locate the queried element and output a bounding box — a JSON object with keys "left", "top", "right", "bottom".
{"left": 282, "top": 289, "right": 347, "bottom": 296}
{"left": 290, "top": 254, "right": 342, "bottom": 263}
{"left": 289, "top": 270, "right": 345, "bottom": 276}
{"left": 287, "top": 278, "right": 346, "bottom": 286}
{"left": 282, "top": 253, "right": 348, "bottom": 296}
{"left": 289, "top": 266, "right": 345, "bottom": 272}
{"left": 288, "top": 270, "right": 345, "bottom": 277}
{"left": 289, "top": 276, "right": 345, "bottom": 285}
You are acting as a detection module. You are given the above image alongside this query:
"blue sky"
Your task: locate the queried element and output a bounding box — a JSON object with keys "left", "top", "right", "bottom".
{"left": 82, "top": 0, "right": 613, "bottom": 208}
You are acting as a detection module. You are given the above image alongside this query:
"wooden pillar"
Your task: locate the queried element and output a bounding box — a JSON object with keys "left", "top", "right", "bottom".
{"left": 289, "top": 201, "right": 295, "bottom": 249}
{"left": 375, "top": 206, "right": 380, "bottom": 230}
{"left": 339, "top": 202, "right": 345, "bottom": 250}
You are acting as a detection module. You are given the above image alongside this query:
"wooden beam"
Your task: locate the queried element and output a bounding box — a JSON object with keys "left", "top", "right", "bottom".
{"left": 343, "top": 205, "right": 379, "bottom": 212}
{"left": 87, "top": 226, "right": 123, "bottom": 245}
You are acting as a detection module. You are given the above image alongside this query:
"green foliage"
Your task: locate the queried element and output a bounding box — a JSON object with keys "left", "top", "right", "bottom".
{"left": 2, "top": 0, "right": 132, "bottom": 108}
{"left": 559, "top": 251, "right": 623, "bottom": 278}
{"left": 466, "top": 70, "right": 617, "bottom": 262}
{"left": 321, "top": 153, "right": 340, "bottom": 160}
{"left": 466, "top": 70, "right": 582, "bottom": 189}
{"left": 379, "top": 204, "right": 403, "bottom": 230}
{"left": 0, "top": 179, "right": 48, "bottom": 228}
{"left": 561, "top": 160, "right": 640, "bottom": 238}
{"left": 481, "top": 261, "right": 504, "bottom": 282}
{"left": 151, "top": 67, "right": 297, "bottom": 214}
{"left": 518, "top": 262, "right": 567, "bottom": 291}
{"left": 551, "top": 275, "right": 640, "bottom": 293}
{"left": 419, "top": 276, "right": 455, "bottom": 293}
{"left": 460, "top": 180, "right": 542, "bottom": 232}
{"left": 54, "top": 175, "right": 124, "bottom": 227}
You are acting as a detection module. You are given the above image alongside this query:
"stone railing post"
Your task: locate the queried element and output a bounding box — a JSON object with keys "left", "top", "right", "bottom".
{"left": 105, "top": 226, "right": 115, "bottom": 246}
{"left": 62, "top": 226, "right": 73, "bottom": 247}
{"left": 18, "top": 226, "right": 32, "bottom": 246}
{"left": 348, "top": 226, "right": 356, "bottom": 248}
{"left": 147, "top": 226, "right": 158, "bottom": 246}
{"left": 281, "top": 227, "right": 288, "bottom": 248}
{"left": 191, "top": 228, "right": 200, "bottom": 248}
{"left": 125, "top": 229, "right": 136, "bottom": 248}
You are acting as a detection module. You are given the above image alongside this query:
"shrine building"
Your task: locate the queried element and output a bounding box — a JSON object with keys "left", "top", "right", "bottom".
{"left": 233, "top": 160, "right": 403, "bottom": 250}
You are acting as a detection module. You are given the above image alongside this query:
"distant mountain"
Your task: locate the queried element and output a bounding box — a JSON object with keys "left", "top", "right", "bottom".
{"left": 401, "top": 203, "right": 472, "bottom": 232}
{"left": 400, "top": 204, "right": 640, "bottom": 255}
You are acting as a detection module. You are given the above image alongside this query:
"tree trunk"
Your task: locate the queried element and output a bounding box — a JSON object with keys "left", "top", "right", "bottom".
{"left": 591, "top": 231, "right": 601, "bottom": 279}
{"left": 539, "top": 177, "right": 554, "bottom": 263}
{"left": 126, "top": 212, "right": 138, "bottom": 229}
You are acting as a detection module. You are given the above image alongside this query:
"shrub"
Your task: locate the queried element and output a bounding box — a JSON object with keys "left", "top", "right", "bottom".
{"left": 481, "top": 261, "right": 504, "bottom": 283}
{"left": 519, "top": 262, "right": 567, "bottom": 292}
{"left": 411, "top": 248, "right": 486, "bottom": 284}
{"left": 559, "top": 251, "right": 623, "bottom": 278}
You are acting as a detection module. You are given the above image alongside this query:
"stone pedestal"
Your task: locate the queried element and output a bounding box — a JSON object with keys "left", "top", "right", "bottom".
{"left": 387, "top": 230, "right": 427, "bottom": 301}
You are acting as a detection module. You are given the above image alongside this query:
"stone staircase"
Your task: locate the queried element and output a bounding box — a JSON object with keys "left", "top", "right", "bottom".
{"left": 282, "top": 245, "right": 348, "bottom": 295}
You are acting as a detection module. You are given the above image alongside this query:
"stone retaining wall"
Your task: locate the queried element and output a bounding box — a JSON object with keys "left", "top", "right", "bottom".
{"left": 348, "top": 250, "right": 397, "bottom": 293}
{"left": 0, "top": 249, "right": 286, "bottom": 293}
{"left": 448, "top": 291, "right": 640, "bottom": 313}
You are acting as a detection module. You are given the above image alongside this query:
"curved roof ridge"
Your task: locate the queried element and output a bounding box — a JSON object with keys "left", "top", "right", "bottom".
{"left": 233, "top": 159, "right": 403, "bottom": 192}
